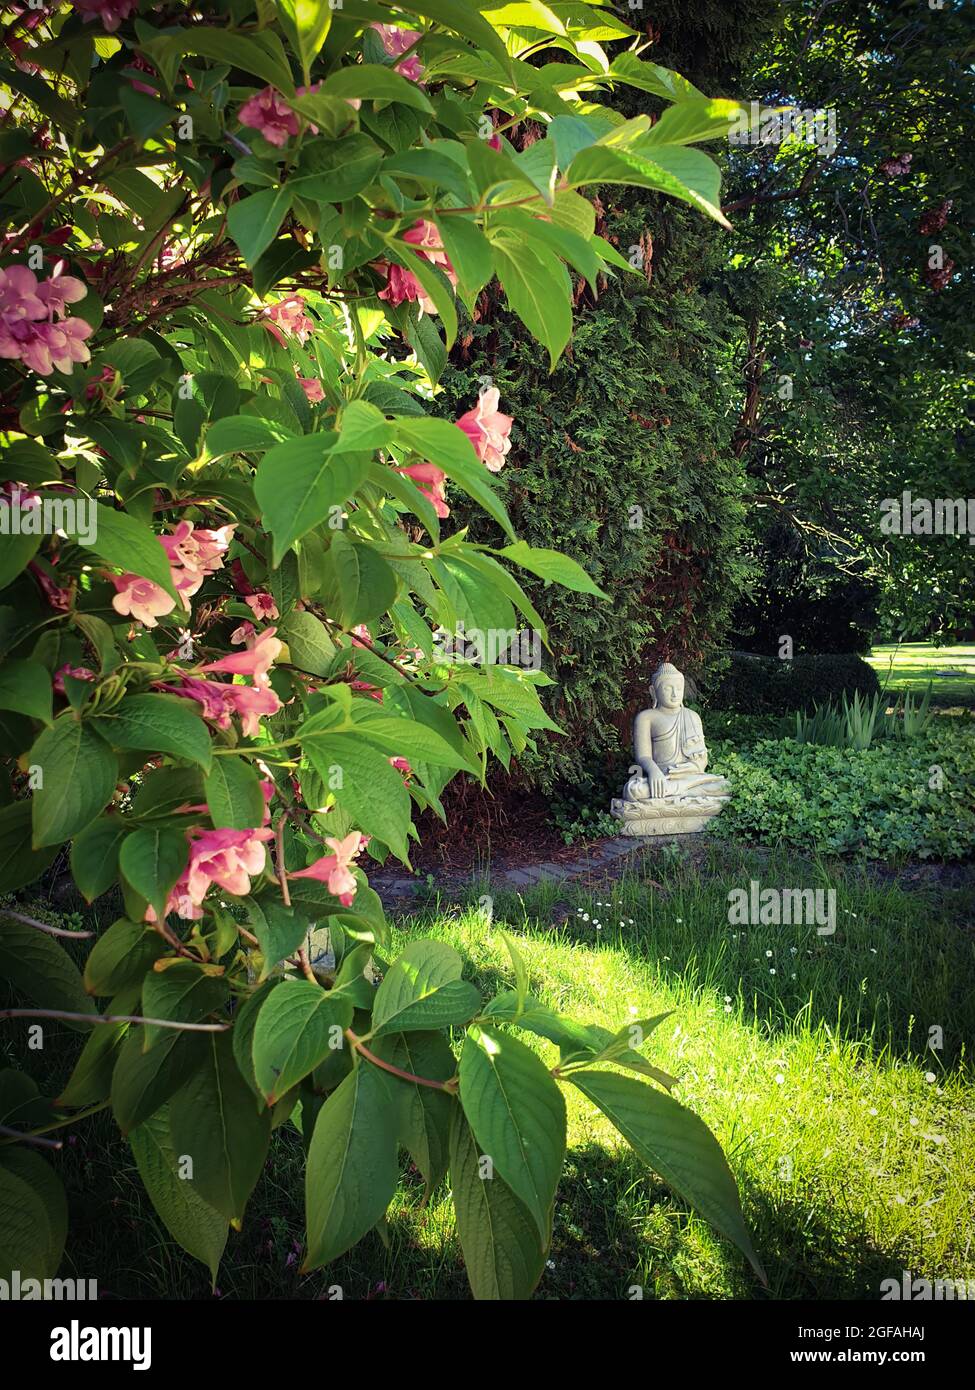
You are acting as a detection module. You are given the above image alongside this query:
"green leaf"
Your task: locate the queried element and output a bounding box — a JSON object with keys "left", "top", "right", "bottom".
{"left": 204, "top": 756, "right": 267, "bottom": 830}
{"left": 290, "top": 134, "right": 384, "bottom": 202}
{"left": 250, "top": 979, "right": 354, "bottom": 1104}
{"left": 118, "top": 828, "right": 188, "bottom": 924}
{"left": 391, "top": 416, "right": 515, "bottom": 539}
{"left": 371, "top": 940, "right": 481, "bottom": 1037}
{"left": 354, "top": 711, "right": 478, "bottom": 773}
{"left": 401, "top": 1, "right": 512, "bottom": 76}
{"left": 334, "top": 399, "right": 393, "bottom": 454}
{"left": 458, "top": 1025, "right": 565, "bottom": 1246}
{"left": 168, "top": 1032, "right": 271, "bottom": 1223}
{"left": 201, "top": 415, "right": 294, "bottom": 459}
{"left": 302, "top": 733, "right": 412, "bottom": 863}
{"left": 277, "top": 0, "right": 333, "bottom": 80}
{"left": 161, "top": 26, "right": 295, "bottom": 93}
{"left": 0, "top": 1146, "right": 68, "bottom": 1281}
{"left": 0, "top": 919, "right": 88, "bottom": 1031}
{"left": 493, "top": 243, "right": 573, "bottom": 368}
{"left": 0, "top": 802, "right": 58, "bottom": 893}
{"left": 111, "top": 1026, "right": 206, "bottom": 1135}
{"left": 569, "top": 1068, "right": 764, "bottom": 1278}
{"left": 0, "top": 531, "right": 41, "bottom": 591}
{"left": 141, "top": 962, "right": 230, "bottom": 1051}
{"left": 0, "top": 659, "right": 52, "bottom": 726}
{"left": 0, "top": 1159, "right": 61, "bottom": 1283}
{"left": 245, "top": 897, "right": 309, "bottom": 980}
{"left": 303, "top": 1061, "right": 398, "bottom": 1270}
{"left": 449, "top": 1107, "right": 546, "bottom": 1300}
{"left": 254, "top": 434, "right": 371, "bottom": 565}
{"left": 129, "top": 1107, "right": 228, "bottom": 1281}
{"left": 58, "top": 984, "right": 140, "bottom": 1107}
{"left": 277, "top": 610, "right": 336, "bottom": 676}
{"left": 374, "top": 1032, "right": 455, "bottom": 1195}
{"left": 388, "top": 240, "right": 458, "bottom": 346}
{"left": 567, "top": 142, "right": 730, "bottom": 228}
{"left": 227, "top": 186, "right": 294, "bottom": 267}
{"left": 497, "top": 540, "right": 608, "bottom": 597}
{"left": 83, "top": 918, "right": 168, "bottom": 997}
{"left": 91, "top": 693, "right": 213, "bottom": 772}
{"left": 330, "top": 531, "right": 399, "bottom": 628}
{"left": 77, "top": 502, "right": 178, "bottom": 602}
{"left": 608, "top": 52, "right": 704, "bottom": 102}
{"left": 641, "top": 98, "right": 749, "bottom": 147}
{"left": 435, "top": 214, "right": 494, "bottom": 303}
{"left": 324, "top": 63, "right": 434, "bottom": 113}
{"left": 28, "top": 716, "right": 118, "bottom": 848}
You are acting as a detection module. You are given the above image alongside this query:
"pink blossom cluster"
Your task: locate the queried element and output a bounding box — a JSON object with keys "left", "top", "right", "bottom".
{"left": 72, "top": 0, "right": 137, "bottom": 32}
{"left": 395, "top": 388, "right": 514, "bottom": 518}
{"left": 262, "top": 294, "right": 314, "bottom": 347}
{"left": 164, "top": 623, "right": 284, "bottom": 737}
{"left": 110, "top": 520, "right": 235, "bottom": 627}
{"left": 148, "top": 823, "right": 275, "bottom": 922}
{"left": 878, "top": 152, "right": 912, "bottom": 178}
{"left": 372, "top": 23, "right": 424, "bottom": 83}
{"left": 289, "top": 832, "right": 368, "bottom": 907}
{"left": 0, "top": 264, "right": 93, "bottom": 376}
{"left": 238, "top": 85, "right": 361, "bottom": 149}
{"left": 918, "top": 199, "right": 953, "bottom": 236}
{"left": 377, "top": 219, "right": 457, "bottom": 316}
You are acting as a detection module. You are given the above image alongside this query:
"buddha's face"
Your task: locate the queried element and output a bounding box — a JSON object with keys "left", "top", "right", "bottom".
{"left": 654, "top": 672, "right": 684, "bottom": 709}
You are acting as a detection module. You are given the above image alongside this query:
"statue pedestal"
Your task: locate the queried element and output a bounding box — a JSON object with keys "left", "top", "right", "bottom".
{"left": 610, "top": 794, "right": 728, "bottom": 837}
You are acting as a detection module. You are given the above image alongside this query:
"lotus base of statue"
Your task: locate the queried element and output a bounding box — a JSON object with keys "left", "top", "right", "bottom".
{"left": 610, "top": 662, "right": 731, "bottom": 837}
{"left": 610, "top": 766, "right": 730, "bottom": 836}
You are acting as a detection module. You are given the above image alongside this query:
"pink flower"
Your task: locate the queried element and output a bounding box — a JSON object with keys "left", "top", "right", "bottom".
{"left": 146, "top": 825, "right": 275, "bottom": 921}
{"left": 110, "top": 573, "right": 175, "bottom": 628}
{"left": 456, "top": 387, "right": 513, "bottom": 473}
{"left": 238, "top": 86, "right": 300, "bottom": 148}
{"left": 203, "top": 625, "right": 282, "bottom": 683}
{"left": 263, "top": 295, "right": 313, "bottom": 345}
{"left": 289, "top": 832, "right": 368, "bottom": 906}
{"left": 377, "top": 219, "right": 457, "bottom": 315}
{"left": 35, "top": 265, "right": 87, "bottom": 318}
{"left": 223, "top": 682, "right": 282, "bottom": 737}
{"left": 394, "top": 461, "right": 449, "bottom": 518}
{"left": 298, "top": 376, "right": 325, "bottom": 403}
{"left": 54, "top": 664, "right": 94, "bottom": 695}
{"left": 159, "top": 519, "right": 234, "bottom": 600}
{"left": 390, "top": 756, "right": 412, "bottom": 780}
{"left": 372, "top": 23, "right": 424, "bottom": 83}
{"left": 72, "top": 0, "right": 137, "bottom": 32}
{"left": 245, "top": 591, "right": 279, "bottom": 621}
{"left": 167, "top": 677, "right": 234, "bottom": 729}
{"left": 350, "top": 681, "right": 384, "bottom": 702}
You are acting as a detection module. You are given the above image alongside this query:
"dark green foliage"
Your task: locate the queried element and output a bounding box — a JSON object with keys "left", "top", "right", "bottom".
{"left": 710, "top": 652, "right": 880, "bottom": 715}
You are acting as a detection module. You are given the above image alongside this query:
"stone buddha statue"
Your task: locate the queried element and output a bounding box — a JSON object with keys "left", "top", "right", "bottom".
{"left": 610, "top": 662, "right": 730, "bottom": 835}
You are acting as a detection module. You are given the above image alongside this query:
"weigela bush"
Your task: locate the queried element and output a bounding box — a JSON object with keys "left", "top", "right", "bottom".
{"left": 0, "top": 0, "right": 763, "bottom": 1296}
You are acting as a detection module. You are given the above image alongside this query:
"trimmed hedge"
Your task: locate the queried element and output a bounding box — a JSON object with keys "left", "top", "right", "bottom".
{"left": 709, "top": 651, "right": 881, "bottom": 715}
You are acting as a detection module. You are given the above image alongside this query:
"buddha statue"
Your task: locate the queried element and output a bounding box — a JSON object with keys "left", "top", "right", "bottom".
{"left": 610, "top": 662, "right": 730, "bottom": 835}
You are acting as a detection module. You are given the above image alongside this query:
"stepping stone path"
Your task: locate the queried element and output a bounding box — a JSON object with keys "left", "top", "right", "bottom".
{"left": 369, "top": 834, "right": 681, "bottom": 912}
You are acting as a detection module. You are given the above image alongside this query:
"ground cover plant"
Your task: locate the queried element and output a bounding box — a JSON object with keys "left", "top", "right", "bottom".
{"left": 0, "top": 0, "right": 774, "bottom": 1301}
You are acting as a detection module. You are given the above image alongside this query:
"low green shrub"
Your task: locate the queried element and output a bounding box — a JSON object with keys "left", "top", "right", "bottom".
{"left": 710, "top": 652, "right": 881, "bottom": 716}
{"left": 709, "top": 722, "right": 975, "bottom": 860}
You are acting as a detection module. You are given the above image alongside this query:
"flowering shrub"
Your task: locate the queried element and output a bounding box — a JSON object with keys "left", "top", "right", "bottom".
{"left": 0, "top": 1, "right": 762, "bottom": 1296}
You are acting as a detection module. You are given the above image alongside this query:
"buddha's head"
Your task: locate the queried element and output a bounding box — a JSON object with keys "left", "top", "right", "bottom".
{"left": 651, "top": 662, "right": 684, "bottom": 710}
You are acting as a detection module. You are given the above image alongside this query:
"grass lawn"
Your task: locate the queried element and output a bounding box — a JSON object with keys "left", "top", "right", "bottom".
{"left": 868, "top": 642, "right": 975, "bottom": 705}
{"left": 10, "top": 842, "right": 974, "bottom": 1301}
